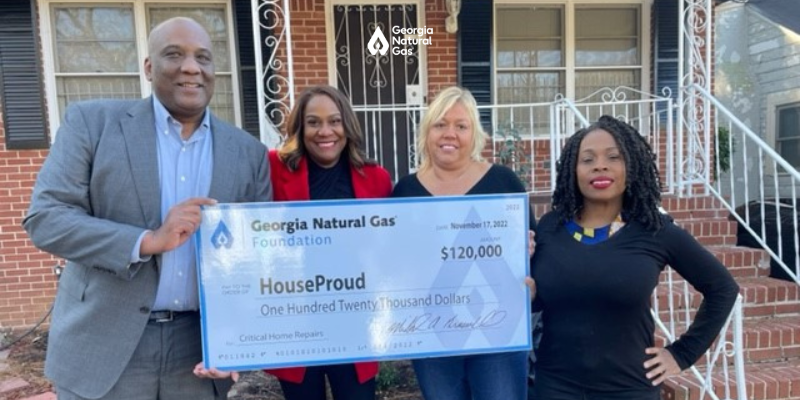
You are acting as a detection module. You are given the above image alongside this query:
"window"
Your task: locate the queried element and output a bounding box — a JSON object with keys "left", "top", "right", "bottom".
{"left": 495, "top": 6, "right": 563, "bottom": 134}
{"left": 777, "top": 103, "right": 800, "bottom": 168}
{"left": 40, "top": 1, "right": 240, "bottom": 136}
{"left": 494, "top": 2, "right": 648, "bottom": 135}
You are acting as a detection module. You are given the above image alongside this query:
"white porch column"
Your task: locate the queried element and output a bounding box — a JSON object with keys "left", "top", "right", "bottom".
{"left": 678, "top": 0, "right": 714, "bottom": 196}
{"left": 251, "top": 0, "right": 296, "bottom": 148}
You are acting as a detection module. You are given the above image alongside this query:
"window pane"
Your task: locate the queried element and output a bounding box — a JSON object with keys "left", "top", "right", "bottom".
{"left": 778, "top": 139, "right": 800, "bottom": 168}
{"left": 53, "top": 7, "right": 137, "bottom": 73}
{"left": 575, "top": 7, "right": 639, "bottom": 67}
{"left": 576, "top": 39, "right": 638, "bottom": 66}
{"left": 496, "top": 72, "right": 563, "bottom": 135}
{"left": 209, "top": 76, "right": 235, "bottom": 124}
{"left": 497, "top": 7, "right": 561, "bottom": 38}
{"left": 148, "top": 7, "right": 231, "bottom": 71}
{"left": 576, "top": 8, "right": 637, "bottom": 37}
{"left": 575, "top": 70, "right": 640, "bottom": 99}
{"left": 576, "top": 70, "right": 640, "bottom": 121}
{"left": 778, "top": 105, "right": 800, "bottom": 140}
{"left": 496, "top": 6, "right": 563, "bottom": 68}
{"left": 497, "top": 40, "right": 562, "bottom": 68}
{"left": 56, "top": 76, "right": 141, "bottom": 120}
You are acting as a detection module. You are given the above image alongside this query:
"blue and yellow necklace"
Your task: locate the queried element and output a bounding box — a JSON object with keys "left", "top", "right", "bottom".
{"left": 565, "top": 214, "right": 626, "bottom": 245}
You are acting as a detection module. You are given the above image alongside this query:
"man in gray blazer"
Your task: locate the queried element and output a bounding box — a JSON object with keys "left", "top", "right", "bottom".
{"left": 23, "top": 17, "right": 272, "bottom": 400}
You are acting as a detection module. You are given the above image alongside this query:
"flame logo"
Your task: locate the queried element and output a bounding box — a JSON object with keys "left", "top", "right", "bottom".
{"left": 367, "top": 26, "right": 389, "bottom": 56}
{"left": 210, "top": 220, "right": 233, "bottom": 249}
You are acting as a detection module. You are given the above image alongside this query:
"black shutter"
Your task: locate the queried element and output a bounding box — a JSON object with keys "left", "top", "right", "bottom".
{"left": 457, "top": 0, "right": 492, "bottom": 131}
{"left": 233, "top": 0, "right": 261, "bottom": 138}
{"left": 654, "top": 0, "right": 680, "bottom": 100}
{"left": 0, "top": 0, "right": 48, "bottom": 149}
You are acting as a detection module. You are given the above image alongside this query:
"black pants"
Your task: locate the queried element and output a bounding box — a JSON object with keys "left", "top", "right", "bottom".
{"left": 531, "top": 372, "right": 659, "bottom": 400}
{"left": 278, "top": 364, "right": 376, "bottom": 400}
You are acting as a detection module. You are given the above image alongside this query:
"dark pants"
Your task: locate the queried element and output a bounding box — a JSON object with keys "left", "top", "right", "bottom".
{"left": 278, "top": 364, "right": 376, "bottom": 400}
{"left": 531, "top": 372, "right": 660, "bottom": 400}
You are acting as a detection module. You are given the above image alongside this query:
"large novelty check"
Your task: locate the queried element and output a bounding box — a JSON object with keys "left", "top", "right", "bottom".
{"left": 196, "top": 194, "right": 531, "bottom": 370}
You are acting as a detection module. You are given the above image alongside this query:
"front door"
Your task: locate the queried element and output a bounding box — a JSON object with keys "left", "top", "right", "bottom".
{"left": 329, "top": 2, "right": 425, "bottom": 180}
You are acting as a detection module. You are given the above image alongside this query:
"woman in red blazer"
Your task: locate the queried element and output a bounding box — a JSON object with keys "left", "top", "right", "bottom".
{"left": 264, "top": 85, "right": 391, "bottom": 400}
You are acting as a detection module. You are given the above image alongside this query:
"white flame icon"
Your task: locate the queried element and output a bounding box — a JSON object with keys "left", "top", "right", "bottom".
{"left": 367, "top": 26, "right": 389, "bottom": 56}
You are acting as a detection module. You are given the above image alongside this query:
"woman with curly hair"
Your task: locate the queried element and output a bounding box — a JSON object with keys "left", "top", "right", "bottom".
{"left": 529, "top": 115, "right": 739, "bottom": 399}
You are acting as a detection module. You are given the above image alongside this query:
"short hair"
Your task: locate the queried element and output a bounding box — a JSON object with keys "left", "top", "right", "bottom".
{"left": 417, "top": 86, "right": 487, "bottom": 172}
{"left": 552, "top": 115, "right": 663, "bottom": 231}
{"left": 278, "top": 85, "right": 369, "bottom": 172}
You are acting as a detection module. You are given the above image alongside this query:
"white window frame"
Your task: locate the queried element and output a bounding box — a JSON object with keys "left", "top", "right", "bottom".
{"left": 766, "top": 89, "right": 800, "bottom": 172}
{"left": 492, "top": 0, "right": 651, "bottom": 102}
{"left": 38, "top": 0, "right": 242, "bottom": 139}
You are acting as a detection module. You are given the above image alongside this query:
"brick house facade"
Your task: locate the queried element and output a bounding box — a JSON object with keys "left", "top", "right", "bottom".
{"left": 0, "top": 0, "right": 678, "bottom": 331}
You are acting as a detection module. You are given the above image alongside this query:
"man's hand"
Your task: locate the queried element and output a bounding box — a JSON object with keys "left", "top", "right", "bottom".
{"left": 644, "top": 347, "right": 681, "bottom": 385}
{"left": 141, "top": 197, "right": 217, "bottom": 256}
{"left": 193, "top": 362, "right": 239, "bottom": 382}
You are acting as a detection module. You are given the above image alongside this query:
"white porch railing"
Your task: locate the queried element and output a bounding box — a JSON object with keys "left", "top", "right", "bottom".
{"left": 353, "top": 88, "right": 676, "bottom": 195}
{"left": 687, "top": 84, "right": 800, "bottom": 285}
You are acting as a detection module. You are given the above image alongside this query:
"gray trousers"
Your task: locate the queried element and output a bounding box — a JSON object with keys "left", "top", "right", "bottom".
{"left": 56, "top": 313, "right": 231, "bottom": 400}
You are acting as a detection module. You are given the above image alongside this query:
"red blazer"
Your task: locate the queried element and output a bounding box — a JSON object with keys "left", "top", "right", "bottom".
{"left": 263, "top": 150, "right": 391, "bottom": 384}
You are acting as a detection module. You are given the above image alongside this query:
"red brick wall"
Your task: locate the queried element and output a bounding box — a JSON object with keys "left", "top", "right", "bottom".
{"left": 0, "top": 99, "right": 58, "bottom": 331}
{"left": 424, "top": 0, "right": 457, "bottom": 98}
{"left": 289, "top": 0, "right": 330, "bottom": 91}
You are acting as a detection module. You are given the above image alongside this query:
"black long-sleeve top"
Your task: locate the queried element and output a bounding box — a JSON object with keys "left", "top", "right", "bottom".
{"left": 531, "top": 211, "right": 740, "bottom": 392}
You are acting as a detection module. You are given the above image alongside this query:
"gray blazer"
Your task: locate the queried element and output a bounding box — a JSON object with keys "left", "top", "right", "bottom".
{"left": 23, "top": 98, "right": 272, "bottom": 398}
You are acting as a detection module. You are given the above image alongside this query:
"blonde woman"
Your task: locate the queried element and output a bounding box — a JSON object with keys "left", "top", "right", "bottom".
{"left": 391, "top": 86, "right": 532, "bottom": 400}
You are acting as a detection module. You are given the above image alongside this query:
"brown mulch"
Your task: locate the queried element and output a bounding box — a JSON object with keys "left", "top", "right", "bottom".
{"left": 1, "top": 330, "right": 52, "bottom": 400}
{"left": 0, "top": 330, "right": 423, "bottom": 400}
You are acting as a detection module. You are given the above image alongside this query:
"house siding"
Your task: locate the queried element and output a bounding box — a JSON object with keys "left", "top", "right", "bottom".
{"left": 716, "top": 1, "right": 800, "bottom": 203}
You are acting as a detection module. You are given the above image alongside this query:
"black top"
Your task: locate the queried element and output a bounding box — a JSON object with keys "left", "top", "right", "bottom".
{"left": 531, "top": 211, "right": 740, "bottom": 392}
{"left": 391, "top": 164, "right": 536, "bottom": 229}
{"left": 308, "top": 156, "right": 355, "bottom": 200}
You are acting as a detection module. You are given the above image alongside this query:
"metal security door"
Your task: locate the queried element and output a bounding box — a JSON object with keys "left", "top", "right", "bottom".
{"left": 330, "top": 3, "right": 424, "bottom": 180}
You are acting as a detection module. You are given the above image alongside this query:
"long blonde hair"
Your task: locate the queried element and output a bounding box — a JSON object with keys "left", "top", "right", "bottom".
{"left": 417, "top": 86, "right": 487, "bottom": 172}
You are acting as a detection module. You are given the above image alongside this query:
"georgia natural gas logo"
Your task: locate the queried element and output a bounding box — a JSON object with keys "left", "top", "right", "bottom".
{"left": 367, "top": 25, "right": 433, "bottom": 56}
{"left": 211, "top": 220, "right": 234, "bottom": 249}
{"left": 367, "top": 27, "right": 390, "bottom": 56}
